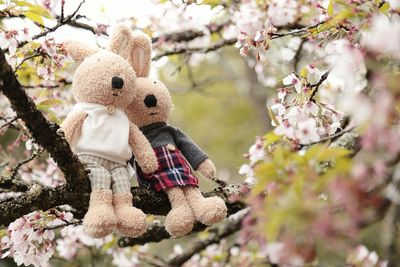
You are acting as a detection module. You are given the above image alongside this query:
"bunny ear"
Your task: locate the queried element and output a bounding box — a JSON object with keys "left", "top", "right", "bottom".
{"left": 130, "top": 33, "right": 152, "bottom": 77}
{"left": 107, "top": 25, "right": 152, "bottom": 77}
{"left": 107, "top": 25, "right": 131, "bottom": 58}
{"left": 63, "top": 40, "right": 99, "bottom": 61}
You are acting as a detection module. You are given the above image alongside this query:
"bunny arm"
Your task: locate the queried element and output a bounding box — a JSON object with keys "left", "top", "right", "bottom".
{"left": 172, "top": 128, "right": 216, "bottom": 180}
{"left": 60, "top": 111, "right": 88, "bottom": 147}
{"left": 129, "top": 123, "right": 158, "bottom": 174}
{"left": 196, "top": 158, "right": 217, "bottom": 180}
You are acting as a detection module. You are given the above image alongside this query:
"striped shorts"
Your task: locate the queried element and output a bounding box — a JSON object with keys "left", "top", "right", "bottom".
{"left": 78, "top": 154, "right": 131, "bottom": 193}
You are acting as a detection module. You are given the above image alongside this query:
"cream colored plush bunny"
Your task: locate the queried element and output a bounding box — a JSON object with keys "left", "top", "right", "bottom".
{"left": 118, "top": 26, "right": 228, "bottom": 238}
{"left": 61, "top": 26, "right": 158, "bottom": 238}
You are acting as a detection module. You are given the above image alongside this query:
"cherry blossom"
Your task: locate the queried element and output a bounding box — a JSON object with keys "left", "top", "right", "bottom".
{"left": 0, "top": 211, "right": 73, "bottom": 267}
{"left": 282, "top": 73, "right": 302, "bottom": 94}
{"left": 56, "top": 225, "right": 112, "bottom": 260}
{"left": 346, "top": 245, "right": 388, "bottom": 267}
{"left": 267, "top": 0, "right": 298, "bottom": 26}
{"left": 362, "top": 14, "right": 400, "bottom": 59}
{"left": 295, "top": 118, "right": 320, "bottom": 144}
{"left": 0, "top": 30, "right": 18, "bottom": 54}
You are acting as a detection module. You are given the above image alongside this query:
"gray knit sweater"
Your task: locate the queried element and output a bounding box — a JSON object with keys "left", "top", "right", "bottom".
{"left": 139, "top": 122, "right": 208, "bottom": 170}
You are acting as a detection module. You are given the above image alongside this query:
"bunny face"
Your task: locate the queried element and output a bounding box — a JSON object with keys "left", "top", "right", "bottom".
{"left": 64, "top": 25, "right": 152, "bottom": 109}
{"left": 72, "top": 51, "right": 136, "bottom": 109}
{"left": 126, "top": 77, "right": 172, "bottom": 127}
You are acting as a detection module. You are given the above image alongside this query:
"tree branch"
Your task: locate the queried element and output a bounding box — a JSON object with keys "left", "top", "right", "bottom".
{"left": 153, "top": 38, "right": 237, "bottom": 61}
{"left": 166, "top": 208, "right": 249, "bottom": 267}
{"left": 16, "top": 1, "right": 86, "bottom": 49}
{"left": 119, "top": 183, "right": 248, "bottom": 246}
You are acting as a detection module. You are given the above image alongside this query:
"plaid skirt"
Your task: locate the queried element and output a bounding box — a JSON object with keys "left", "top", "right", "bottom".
{"left": 136, "top": 145, "right": 199, "bottom": 192}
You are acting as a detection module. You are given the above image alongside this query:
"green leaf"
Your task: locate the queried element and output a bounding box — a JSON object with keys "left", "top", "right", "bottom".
{"left": 263, "top": 132, "right": 281, "bottom": 146}
{"left": 14, "top": 0, "right": 34, "bottom": 7}
{"left": 0, "top": 0, "right": 5, "bottom": 5}
{"left": 327, "top": 0, "right": 334, "bottom": 16}
{"left": 315, "top": 147, "right": 350, "bottom": 161}
{"left": 25, "top": 10, "right": 44, "bottom": 25}
{"left": 267, "top": 106, "right": 279, "bottom": 126}
{"left": 37, "top": 106, "right": 60, "bottom": 124}
{"left": 300, "top": 67, "right": 308, "bottom": 78}
{"left": 37, "top": 99, "right": 63, "bottom": 107}
{"left": 379, "top": 2, "right": 390, "bottom": 13}
{"left": 28, "top": 5, "right": 53, "bottom": 19}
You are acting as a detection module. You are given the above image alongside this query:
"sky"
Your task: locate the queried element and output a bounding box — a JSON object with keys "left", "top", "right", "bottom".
{"left": 4, "top": 0, "right": 158, "bottom": 45}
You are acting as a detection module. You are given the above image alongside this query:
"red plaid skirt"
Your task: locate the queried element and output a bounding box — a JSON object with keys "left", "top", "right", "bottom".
{"left": 136, "top": 145, "right": 199, "bottom": 192}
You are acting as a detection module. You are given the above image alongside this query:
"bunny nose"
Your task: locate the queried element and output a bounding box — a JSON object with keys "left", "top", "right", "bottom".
{"left": 111, "top": 76, "right": 124, "bottom": 89}
{"left": 144, "top": 94, "right": 157, "bottom": 107}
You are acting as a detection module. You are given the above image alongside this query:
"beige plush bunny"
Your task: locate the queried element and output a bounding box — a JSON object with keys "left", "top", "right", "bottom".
{"left": 60, "top": 26, "right": 158, "bottom": 238}
{"left": 118, "top": 26, "right": 228, "bottom": 238}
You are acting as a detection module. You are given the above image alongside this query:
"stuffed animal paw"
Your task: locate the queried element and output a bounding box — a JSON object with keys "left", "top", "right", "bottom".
{"left": 197, "top": 158, "right": 217, "bottom": 180}
{"left": 137, "top": 151, "right": 158, "bottom": 174}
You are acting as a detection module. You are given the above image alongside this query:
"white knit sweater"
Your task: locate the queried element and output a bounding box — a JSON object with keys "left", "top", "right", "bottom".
{"left": 71, "top": 103, "right": 132, "bottom": 165}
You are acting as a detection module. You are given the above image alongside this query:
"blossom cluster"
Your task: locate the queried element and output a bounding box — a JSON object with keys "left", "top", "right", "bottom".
{"left": 20, "top": 157, "right": 65, "bottom": 187}
{"left": 56, "top": 225, "right": 112, "bottom": 260}
{"left": 0, "top": 28, "right": 30, "bottom": 54}
{"left": 1, "top": 210, "right": 73, "bottom": 267}
{"left": 271, "top": 68, "right": 345, "bottom": 145}
{"left": 36, "top": 37, "right": 72, "bottom": 80}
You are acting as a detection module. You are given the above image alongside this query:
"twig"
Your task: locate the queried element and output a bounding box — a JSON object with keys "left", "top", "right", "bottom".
{"left": 301, "top": 126, "right": 355, "bottom": 147}
{"left": 309, "top": 70, "right": 331, "bottom": 102}
{"left": 14, "top": 51, "right": 43, "bottom": 72}
{"left": 0, "top": 117, "right": 18, "bottom": 131}
{"left": 153, "top": 38, "right": 237, "bottom": 61}
{"left": 270, "top": 21, "right": 324, "bottom": 39}
{"left": 16, "top": 0, "right": 86, "bottom": 49}
{"left": 37, "top": 220, "right": 82, "bottom": 231}
{"left": 9, "top": 149, "right": 43, "bottom": 180}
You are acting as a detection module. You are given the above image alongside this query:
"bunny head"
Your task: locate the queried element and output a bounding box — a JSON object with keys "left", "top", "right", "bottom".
{"left": 64, "top": 25, "right": 150, "bottom": 109}
{"left": 125, "top": 34, "right": 172, "bottom": 127}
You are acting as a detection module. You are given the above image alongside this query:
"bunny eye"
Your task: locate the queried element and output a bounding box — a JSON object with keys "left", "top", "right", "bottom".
{"left": 153, "top": 81, "right": 156, "bottom": 84}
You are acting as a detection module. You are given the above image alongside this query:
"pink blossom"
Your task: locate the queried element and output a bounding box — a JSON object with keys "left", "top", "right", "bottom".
{"left": 283, "top": 73, "right": 302, "bottom": 94}
{"left": 1, "top": 212, "right": 57, "bottom": 267}
{"left": 295, "top": 118, "right": 320, "bottom": 144}
{"left": 0, "top": 30, "right": 18, "bottom": 54}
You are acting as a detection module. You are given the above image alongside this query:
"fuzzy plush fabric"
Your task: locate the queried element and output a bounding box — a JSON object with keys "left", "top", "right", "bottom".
{"left": 63, "top": 40, "right": 99, "bottom": 61}
{"left": 83, "top": 189, "right": 117, "bottom": 238}
{"left": 136, "top": 145, "right": 199, "bottom": 191}
{"left": 184, "top": 186, "right": 227, "bottom": 226}
{"left": 126, "top": 78, "right": 172, "bottom": 127}
{"left": 72, "top": 51, "right": 136, "bottom": 108}
{"left": 61, "top": 25, "right": 160, "bottom": 238}
{"left": 165, "top": 187, "right": 196, "bottom": 237}
{"left": 128, "top": 123, "right": 158, "bottom": 174}
{"left": 107, "top": 25, "right": 152, "bottom": 78}
{"left": 123, "top": 29, "right": 227, "bottom": 232}
{"left": 113, "top": 193, "right": 147, "bottom": 237}
{"left": 60, "top": 111, "right": 87, "bottom": 148}
{"left": 196, "top": 158, "right": 217, "bottom": 180}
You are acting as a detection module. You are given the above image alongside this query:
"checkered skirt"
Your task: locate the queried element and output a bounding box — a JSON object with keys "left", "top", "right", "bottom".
{"left": 136, "top": 145, "right": 199, "bottom": 191}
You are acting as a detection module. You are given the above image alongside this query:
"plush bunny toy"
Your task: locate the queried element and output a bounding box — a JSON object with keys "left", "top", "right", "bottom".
{"left": 122, "top": 27, "right": 228, "bottom": 237}
{"left": 61, "top": 26, "right": 158, "bottom": 238}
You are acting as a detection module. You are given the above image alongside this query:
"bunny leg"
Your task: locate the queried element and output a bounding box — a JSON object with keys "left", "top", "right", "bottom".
{"left": 79, "top": 155, "right": 117, "bottom": 238}
{"left": 111, "top": 166, "right": 147, "bottom": 237}
{"left": 183, "top": 186, "right": 227, "bottom": 226}
{"left": 165, "top": 187, "right": 196, "bottom": 237}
